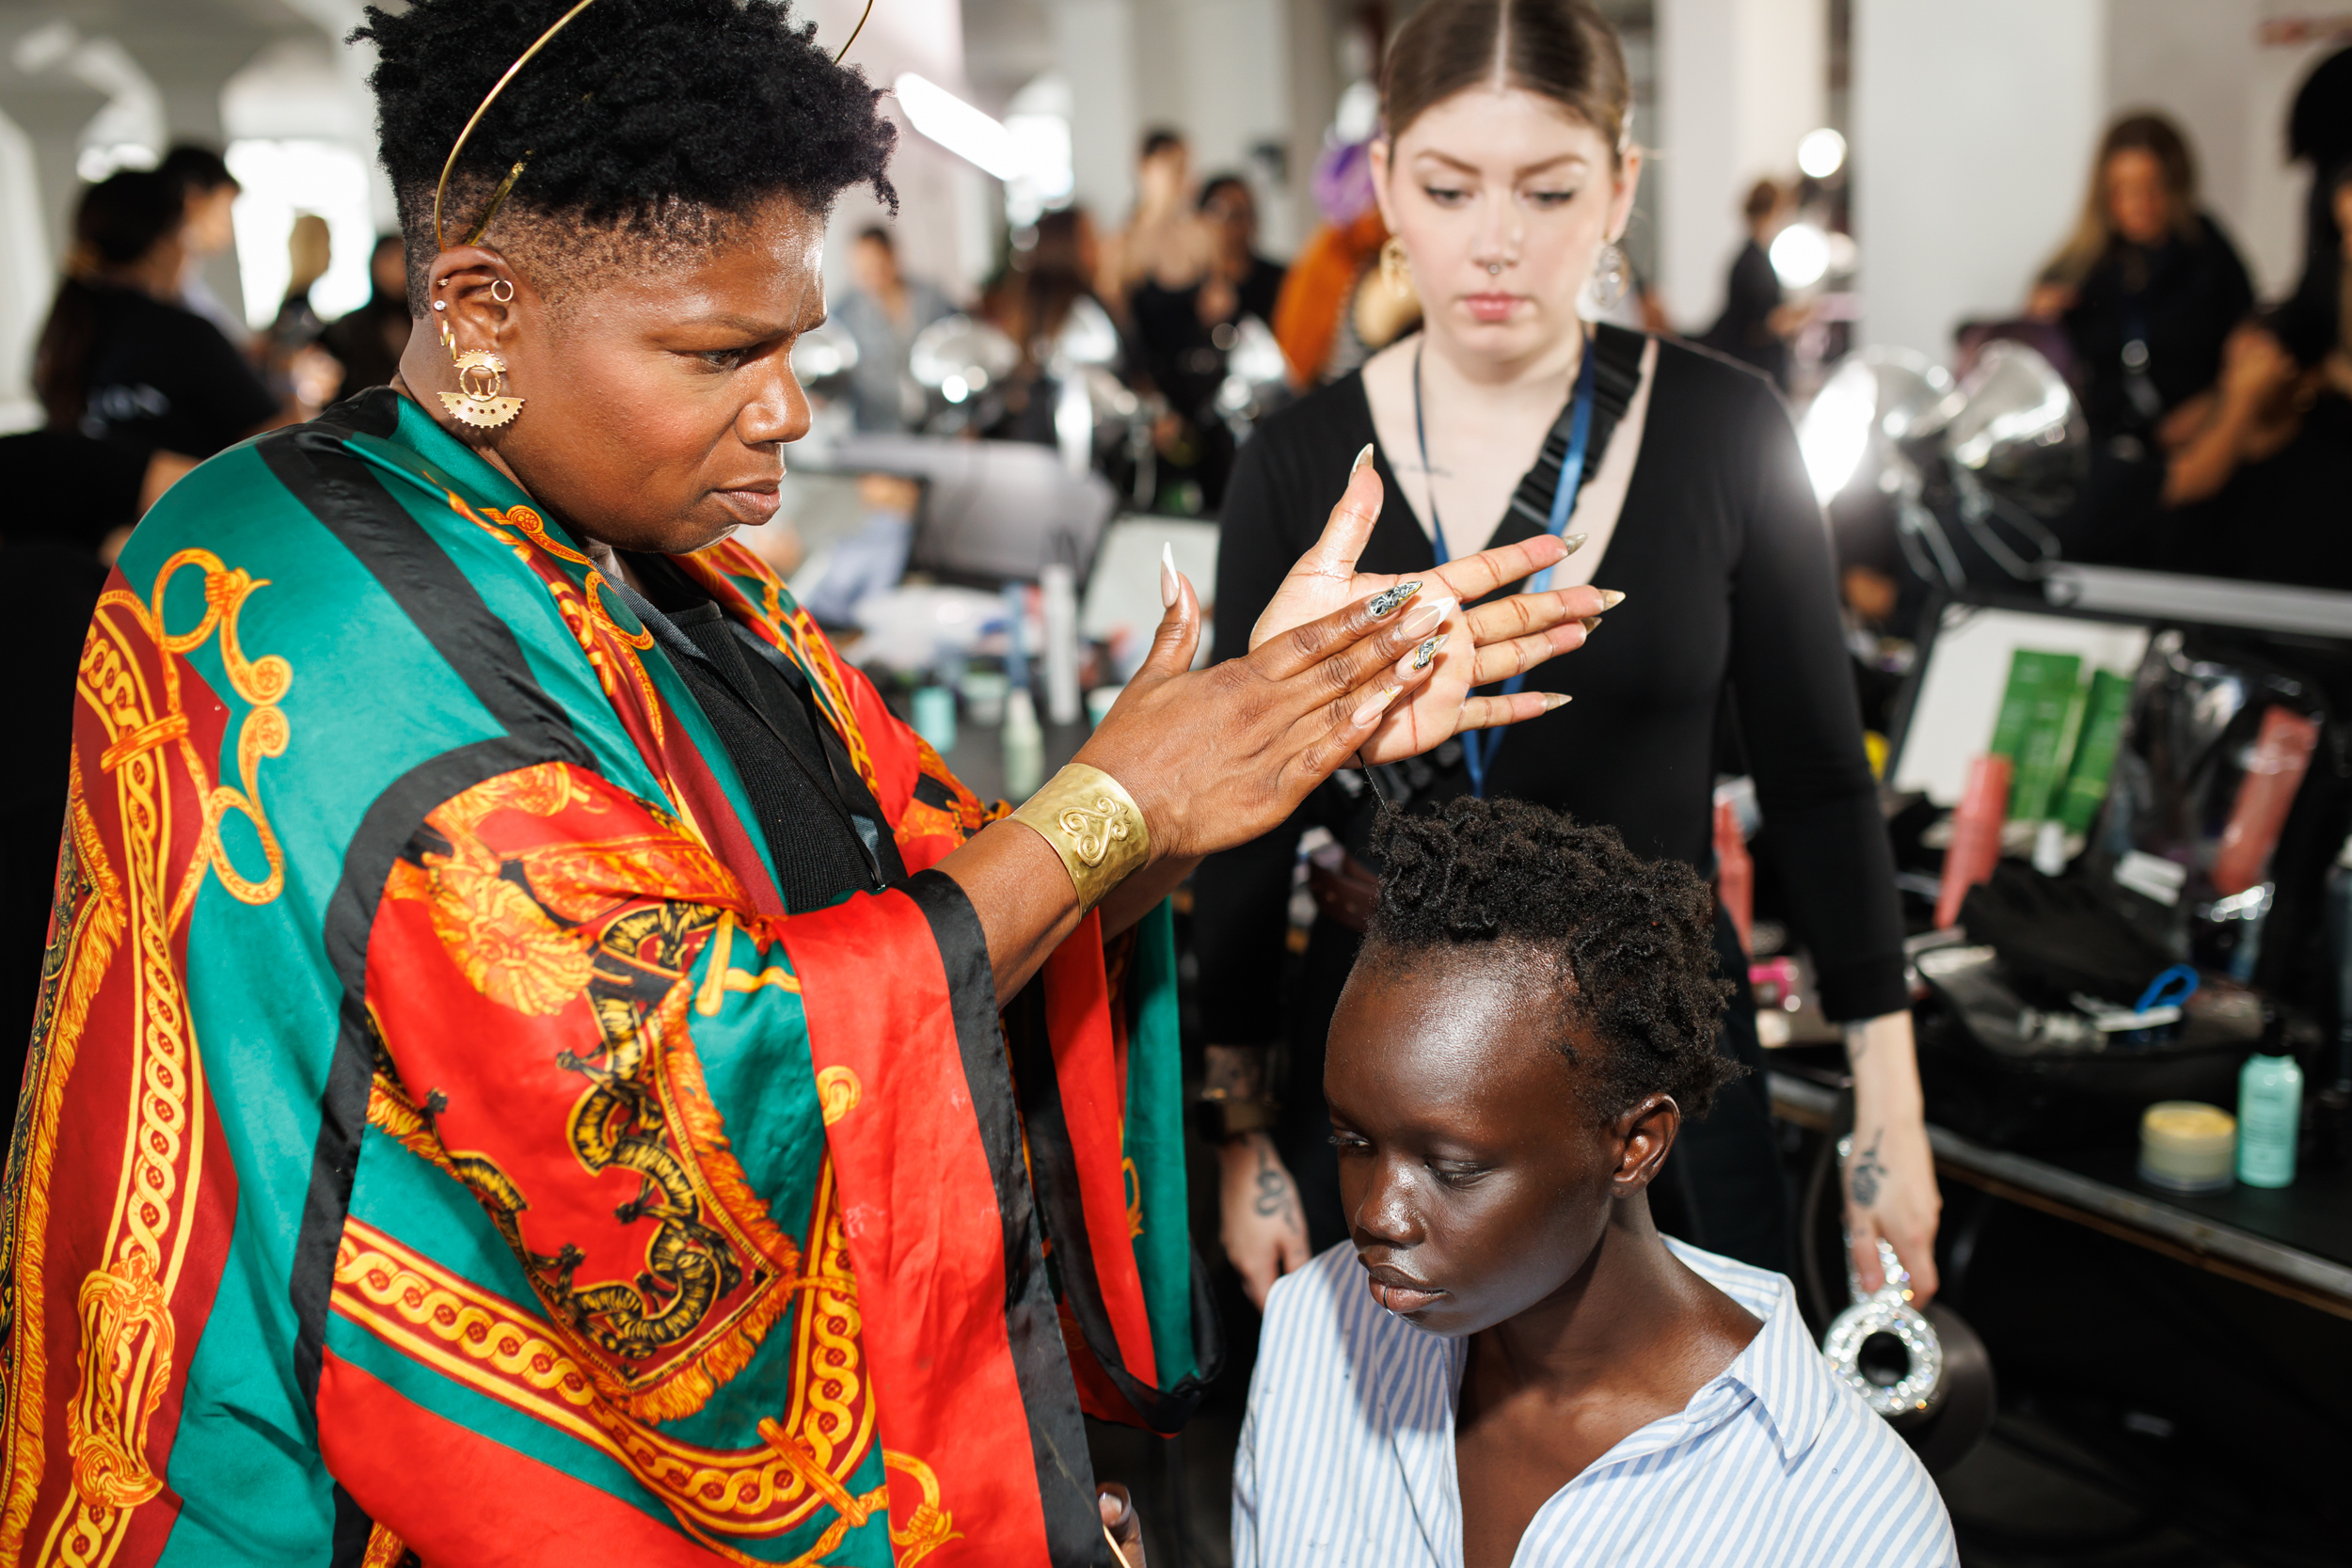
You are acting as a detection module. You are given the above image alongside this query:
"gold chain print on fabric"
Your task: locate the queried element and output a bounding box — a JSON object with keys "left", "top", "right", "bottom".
{"left": 363, "top": 766, "right": 959, "bottom": 1560}
{"left": 0, "top": 551, "right": 292, "bottom": 1566}
{"left": 449, "top": 497, "right": 664, "bottom": 740}
{"left": 378, "top": 767, "right": 801, "bottom": 1420}
{"left": 336, "top": 1148, "right": 957, "bottom": 1560}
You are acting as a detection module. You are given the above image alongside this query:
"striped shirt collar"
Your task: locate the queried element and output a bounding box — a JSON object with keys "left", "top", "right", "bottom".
{"left": 1376, "top": 1239, "right": 1836, "bottom": 1555}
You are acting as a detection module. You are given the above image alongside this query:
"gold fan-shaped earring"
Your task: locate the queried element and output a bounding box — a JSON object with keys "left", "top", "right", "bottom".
{"left": 1380, "top": 235, "right": 1412, "bottom": 295}
{"left": 441, "top": 348, "right": 524, "bottom": 429}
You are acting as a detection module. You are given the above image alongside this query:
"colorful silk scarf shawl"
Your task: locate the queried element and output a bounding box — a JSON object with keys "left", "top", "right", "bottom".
{"left": 0, "top": 388, "right": 1202, "bottom": 1568}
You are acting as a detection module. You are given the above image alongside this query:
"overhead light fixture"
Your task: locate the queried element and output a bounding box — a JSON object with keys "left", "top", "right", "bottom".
{"left": 1798, "top": 127, "right": 1848, "bottom": 179}
{"left": 895, "top": 72, "right": 1023, "bottom": 182}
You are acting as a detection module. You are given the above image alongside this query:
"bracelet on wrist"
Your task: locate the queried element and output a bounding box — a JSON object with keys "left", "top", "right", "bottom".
{"left": 1007, "top": 763, "right": 1152, "bottom": 910}
{"left": 1194, "top": 1089, "right": 1279, "bottom": 1144}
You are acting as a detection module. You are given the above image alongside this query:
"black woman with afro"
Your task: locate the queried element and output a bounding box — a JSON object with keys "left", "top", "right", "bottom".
{"left": 1235, "top": 799, "right": 1953, "bottom": 1567}
{"left": 0, "top": 3, "right": 1610, "bottom": 1564}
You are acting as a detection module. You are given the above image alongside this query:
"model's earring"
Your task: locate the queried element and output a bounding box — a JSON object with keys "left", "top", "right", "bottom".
{"left": 440, "top": 348, "right": 524, "bottom": 429}
{"left": 1588, "top": 240, "right": 1629, "bottom": 309}
{"left": 1379, "top": 235, "right": 1412, "bottom": 295}
{"left": 432, "top": 297, "right": 453, "bottom": 350}
{"left": 488, "top": 277, "right": 515, "bottom": 303}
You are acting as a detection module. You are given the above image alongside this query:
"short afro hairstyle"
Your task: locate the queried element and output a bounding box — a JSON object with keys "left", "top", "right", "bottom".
{"left": 1364, "top": 797, "right": 1740, "bottom": 1118}
{"left": 356, "top": 0, "right": 898, "bottom": 309}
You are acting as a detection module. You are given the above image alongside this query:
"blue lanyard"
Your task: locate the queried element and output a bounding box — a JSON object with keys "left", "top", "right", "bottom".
{"left": 1412, "top": 331, "right": 1597, "bottom": 797}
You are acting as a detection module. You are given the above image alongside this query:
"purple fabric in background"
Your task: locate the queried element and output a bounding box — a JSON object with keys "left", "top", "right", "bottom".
{"left": 1313, "top": 140, "right": 1376, "bottom": 226}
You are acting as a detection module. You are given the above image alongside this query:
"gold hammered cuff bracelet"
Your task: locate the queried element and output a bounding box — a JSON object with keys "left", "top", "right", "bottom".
{"left": 1009, "top": 764, "right": 1152, "bottom": 910}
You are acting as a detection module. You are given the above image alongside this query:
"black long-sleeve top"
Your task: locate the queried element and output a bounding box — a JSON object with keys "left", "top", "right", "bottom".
{"left": 1194, "top": 331, "right": 1907, "bottom": 1041}
{"left": 2060, "top": 213, "right": 2253, "bottom": 443}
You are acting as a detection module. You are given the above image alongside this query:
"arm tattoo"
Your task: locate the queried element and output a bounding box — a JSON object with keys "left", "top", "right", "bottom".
{"left": 1251, "top": 1138, "right": 1302, "bottom": 1228}
{"left": 1849, "top": 1131, "right": 1886, "bottom": 1209}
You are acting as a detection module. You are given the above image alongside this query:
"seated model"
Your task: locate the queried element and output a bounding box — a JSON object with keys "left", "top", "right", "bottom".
{"left": 1233, "top": 798, "right": 1956, "bottom": 1567}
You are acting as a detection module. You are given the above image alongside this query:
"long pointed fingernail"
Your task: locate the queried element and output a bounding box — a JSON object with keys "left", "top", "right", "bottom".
{"left": 1598, "top": 588, "right": 1626, "bottom": 610}
{"left": 1160, "top": 542, "right": 1178, "bottom": 609}
{"left": 1411, "top": 632, "right": 1447, "bottom": 671}
{"left": 1352, "top": 683, "right": 1402, "bottom": 727}
{"left": 1399, "top": 595, "right": 1451, "bottom": 638}
{"left": 1581, "top": 615, "right": 1602, "bottom": 632}
{"left": 1542, "top": 692, "right": 1572, "bottom": 711}
{"left": 1561, "top": 532, "right": 1590, "bottom": 555}
{"left": 1351, "top": 442, "right": 1375, "bottom": 478}
{"left": 1368, "top": 580, "right": 1422, "bottom": 618}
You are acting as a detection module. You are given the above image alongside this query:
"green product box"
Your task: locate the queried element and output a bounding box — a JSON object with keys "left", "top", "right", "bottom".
{"left": 1988, "top": 649, "right": 2083, "bottom": 820}
{"left": 2056, "top": 669, "right": 2133, "bottom": 834}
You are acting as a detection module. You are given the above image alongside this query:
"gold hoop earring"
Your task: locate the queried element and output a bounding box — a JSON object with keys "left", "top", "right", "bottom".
{"left": 1380, "top": 235, "right": 1412, "bottom": 295}
{"left": 440, "top": 347, "right": 524, "bottom": 429}
{"left": 489, "top": 277, "right": 515, "bottom": 304}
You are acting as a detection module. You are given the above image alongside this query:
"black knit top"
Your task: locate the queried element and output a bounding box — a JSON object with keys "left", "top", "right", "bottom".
{"left": 1195, "top": 328, "right": 1908, "bottom": 1033}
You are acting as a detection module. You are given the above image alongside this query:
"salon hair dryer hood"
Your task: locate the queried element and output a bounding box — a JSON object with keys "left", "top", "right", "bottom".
{"left": 908, "top": 313, "right": 1021, "bottom": 392}
{"left": 1933, "top": 339, "right": 2084, "bottom": 497}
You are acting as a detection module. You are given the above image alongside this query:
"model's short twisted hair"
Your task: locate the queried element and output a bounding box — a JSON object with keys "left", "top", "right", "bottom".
{"left": 357, "top": 0, "right": 898, "bottom": 309}
{"left": 1365, "top": 797, "right": 1740, "bottom": 1117}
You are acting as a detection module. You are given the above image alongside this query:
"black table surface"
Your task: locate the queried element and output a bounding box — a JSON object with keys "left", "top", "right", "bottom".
{"left": 1768, "top": 1060, "right": 2352, "bottom": 1311}
{"left": 2045, "top": 1140, "right": 2352, "bottom": 1271}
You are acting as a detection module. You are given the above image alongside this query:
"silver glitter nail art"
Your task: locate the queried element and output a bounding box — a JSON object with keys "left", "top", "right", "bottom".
{"left": 1411, "top": 633, "right": 1447, "bottom": 670}
{"left": 1367, "top": 580, "right": 1423, "bottom": 619}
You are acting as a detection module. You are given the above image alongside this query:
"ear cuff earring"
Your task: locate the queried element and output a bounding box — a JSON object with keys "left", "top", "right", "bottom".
{"left": 429, "top": 284, "right": 524, "bottom": 428}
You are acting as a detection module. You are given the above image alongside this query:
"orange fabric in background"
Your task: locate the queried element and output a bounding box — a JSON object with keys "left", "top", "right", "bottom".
{"left": 1274, "top": 208, "right": 1390, "bottom": 389}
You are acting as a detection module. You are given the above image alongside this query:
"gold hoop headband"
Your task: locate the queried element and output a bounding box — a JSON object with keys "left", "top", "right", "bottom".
{"left": 431, "top": 0, "right": 881, "bottom": 254}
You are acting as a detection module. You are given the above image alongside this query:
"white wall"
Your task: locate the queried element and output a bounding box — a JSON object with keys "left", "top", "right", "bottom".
{"left": 1655, "top": 0, "right": 1826, "bottom": 331}
{"left": 1045, "top": 0, "right": 1307, "bottom": 258}
{"left": 1171, "top": 0, "right": 1296, "bottom": 255}
{"left": 1053, "top": 0, "right": 1140, "bottom": 226}
{"left": 0, "top": 106, "right": 46, "bottom": 429}
{"left": 803, "top": 0, "right": 994, "bottom": 299}
{"left": 1851, "top": 0, "right": 2106, "bottom": 359}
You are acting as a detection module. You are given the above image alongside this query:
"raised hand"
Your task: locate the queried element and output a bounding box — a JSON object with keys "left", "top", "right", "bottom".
{"left": 1077, "top": 557, "right": 1458, "bottom": 863}
{"left": 1247, "top": 446, "right": 1613, "bottom": 765}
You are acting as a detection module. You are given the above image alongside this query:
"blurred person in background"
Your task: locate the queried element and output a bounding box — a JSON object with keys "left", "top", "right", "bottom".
{"left": 2027, "top": 113, "right": 2252, "bottom": 456}
{"left": 261, "top": 212, "right": 335, "bottom": 394}
{"left": 1100, "top": 127, "right": 1211, "bottom": 314}
{"left": 1200, "top": 0, "right": 1935, "bottom": 1318}
{"left": 33, "top": 168, "right": 280, "bottom": 493}
{"left": 1701, "top": 178, "right": 1802, "bottom": 389}
{"left": 158, "top": 142, "right": 249, "bottom": 347}
{"left": 1132, "top": 174, "right": 1289, "bottom": 509}
{"left": 321, "top": 233, "right": 417, "bottom": 401}
{"left": 980, "top": 205, "right": 1118, "bottom": 446}
{"left": 834, "top": 224, "right": 953, "bottom": 431}
{"left": 2148, "top": 64, "right": 2352, "bottom": 590}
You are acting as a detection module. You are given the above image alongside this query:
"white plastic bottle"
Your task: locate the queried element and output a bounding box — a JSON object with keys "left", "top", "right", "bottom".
{"left": 1002, "top": 686, "right": 1045, "bottom": 800}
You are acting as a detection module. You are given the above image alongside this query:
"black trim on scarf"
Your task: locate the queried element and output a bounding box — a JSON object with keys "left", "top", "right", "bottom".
{"left": 290, "top": 735, "right": 576, "bottom": 1412}
{"left": 904, "top": 869, "right": 1112, "bottom": 1568}
{"left": 328, "top": 1481, "right": 375, "bottom": 1567}
{"left": 261, "top": 424, "right": 593, "bottom": 758}
{"left": 261, "top": 419, "right": 593, "bottom": 1417}
{"left": 1004, "top": 983, "right": 1218, "bottom": 1435}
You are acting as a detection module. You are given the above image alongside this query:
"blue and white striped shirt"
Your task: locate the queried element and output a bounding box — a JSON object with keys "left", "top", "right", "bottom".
{"left": 1234, "top": 1239, "right": 1957, "bottom": 1567}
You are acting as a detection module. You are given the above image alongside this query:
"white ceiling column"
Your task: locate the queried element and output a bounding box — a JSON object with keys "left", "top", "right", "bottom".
{"left": 1850, "top": 0, "right": 2104, "bottom": 359}
{"left": 1654, "top": 0, "right": 1826, "bottom": 332}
